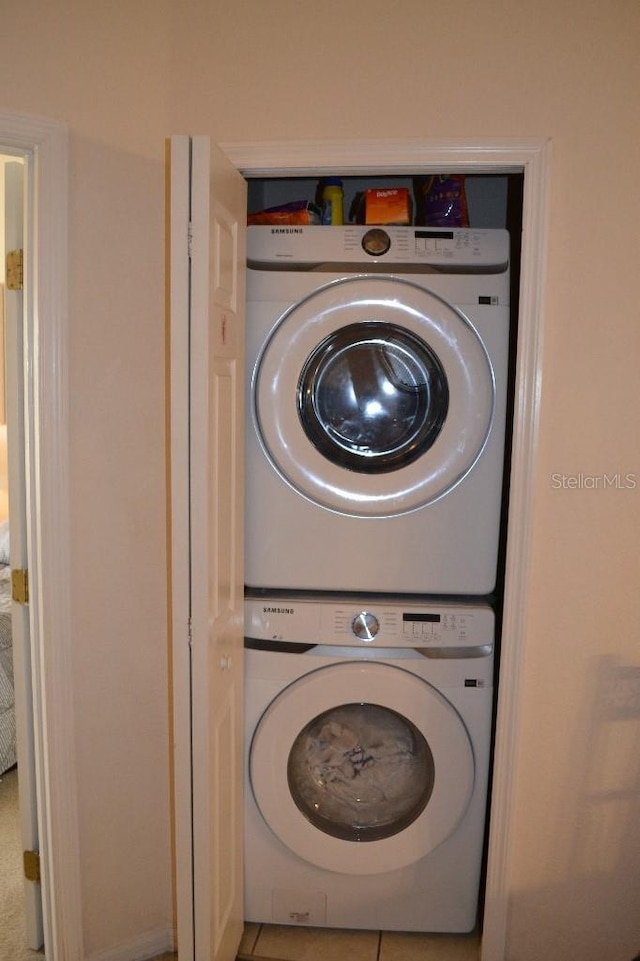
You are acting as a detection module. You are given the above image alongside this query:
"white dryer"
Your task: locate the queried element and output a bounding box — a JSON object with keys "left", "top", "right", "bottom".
{"left": 244, "top": 594, "right": 494, "bottom": 933}
{"left": 245, "top": 225, "right": 510, "bottom": 596}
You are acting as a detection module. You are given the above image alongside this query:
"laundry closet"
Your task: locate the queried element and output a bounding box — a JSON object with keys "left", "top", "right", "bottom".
{"left": 241, "top": 170, "right": 523, "bottom": 934}
{"left": 247, "top": 173, "right": 516, "bottom": 231}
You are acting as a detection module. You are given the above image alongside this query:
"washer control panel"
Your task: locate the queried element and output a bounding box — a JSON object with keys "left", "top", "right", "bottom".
{"left": 246, "top": 596, "right": 493, "bottom": 651}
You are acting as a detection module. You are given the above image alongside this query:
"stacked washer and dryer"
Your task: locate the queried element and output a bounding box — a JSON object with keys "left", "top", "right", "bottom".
{"left": 243, "top": 222, "right": 510, "bottom": 933}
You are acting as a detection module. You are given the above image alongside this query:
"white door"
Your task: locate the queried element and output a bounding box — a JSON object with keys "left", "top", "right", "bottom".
{"left": 3, "top": 157, "right": 44, "bottom": 950}
{"left": 169, "top": 136, "right": 247, "bottom": 961}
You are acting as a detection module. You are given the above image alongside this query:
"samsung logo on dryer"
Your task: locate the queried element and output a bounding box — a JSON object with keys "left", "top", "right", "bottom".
{"left": 263, "top": 606, "right": 295, "bottom": 615}
{"left": 270, "top": 228, "right": 303, "bottom": 234}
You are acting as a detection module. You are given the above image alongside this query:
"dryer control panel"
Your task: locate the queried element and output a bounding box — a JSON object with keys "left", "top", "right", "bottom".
{"left": 247, "top": 225, "right": 509, "bottom": 272}
{"left": 245, "top": 595, "right": 494, "bottom": 653}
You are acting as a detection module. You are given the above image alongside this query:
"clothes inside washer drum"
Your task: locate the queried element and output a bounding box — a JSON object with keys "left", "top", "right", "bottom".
{"left": 287, "top": 703, "right": 435, "bottom": 843}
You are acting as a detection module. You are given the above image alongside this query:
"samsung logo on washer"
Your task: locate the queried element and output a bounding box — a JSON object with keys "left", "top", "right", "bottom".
{"left": 270, "top": 228, "right": 303, "bottom": 234}
{"left": 263, "top": 606, "right": 295, "bottom": 614}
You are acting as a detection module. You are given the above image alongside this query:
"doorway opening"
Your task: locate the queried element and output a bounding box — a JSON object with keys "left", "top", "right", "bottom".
{"left": 229, "top": 140, "right": 548, "bottom": 961}
{"left": 0, "top": 112, "right": 81, "bottom": 961}
{"left": 171, "top": 137, "right": 550, "bottom": 961}
{"left": 0, "top": 149, "right": 44, "bottom": 958}
{"left": 243, "top": 166, "right": 523, "bottom": 933}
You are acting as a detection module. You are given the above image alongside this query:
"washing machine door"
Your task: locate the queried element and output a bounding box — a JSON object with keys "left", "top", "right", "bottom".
{"left": 253, "top": 275, "right": 494, "bottom": 517}
{"left": 249, "top": 660, "right": 475, "bottom": 875}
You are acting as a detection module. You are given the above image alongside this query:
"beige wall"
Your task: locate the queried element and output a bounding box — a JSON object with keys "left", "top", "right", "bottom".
{"left": 1, "top": 2, "right": 639, "bottom": 959}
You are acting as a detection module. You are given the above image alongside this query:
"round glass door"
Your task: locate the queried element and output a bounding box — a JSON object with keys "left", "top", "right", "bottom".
{"left": 288, "top": 702, "right": 435, "bottom": 842}
{"left": 253, "top": 276, "right": 495, "bottom": 518}
{"left": 298, "top": 323, "right": 449, "bottom": 474}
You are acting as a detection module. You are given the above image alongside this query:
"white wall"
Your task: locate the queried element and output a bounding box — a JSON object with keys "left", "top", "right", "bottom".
{"left": 1, "top": 2, "right": 639, "bottom": 959}
{"left": 1, "top": 4, "right": 174, "bottom": 954}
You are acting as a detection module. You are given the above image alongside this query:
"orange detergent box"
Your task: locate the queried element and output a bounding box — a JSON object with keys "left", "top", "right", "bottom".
{"left": 364, "top": 187, "right": 412, "bottom": 225}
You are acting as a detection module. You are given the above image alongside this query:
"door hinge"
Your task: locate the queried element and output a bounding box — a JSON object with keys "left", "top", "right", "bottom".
{"left": 23, "top": 849, "right": 41, "bottom": 884}
{"left": 11, "top": 568, "right": 29, "bottom": 605}
{"left": 6, "top": 249, "right": 24, "bottom": 290}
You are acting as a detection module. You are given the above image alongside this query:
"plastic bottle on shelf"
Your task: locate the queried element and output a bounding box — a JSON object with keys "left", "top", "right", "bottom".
{"left": 320, "top": 178, "right": 344, "bottom": 225}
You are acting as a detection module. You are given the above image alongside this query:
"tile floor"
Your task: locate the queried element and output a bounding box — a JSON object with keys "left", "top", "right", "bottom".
{"left": 237, "top": 923, "right": 480, "bottom": 961}
{"left": 145, "top": 922, "right": 480, "bottom": 961}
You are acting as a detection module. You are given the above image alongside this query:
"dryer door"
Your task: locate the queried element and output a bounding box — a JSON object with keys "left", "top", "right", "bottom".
{"left": 249, "top": 661, "right": 475, "bottom": 875}
{"left": 253, "top": 276, "right": 494, "bottom": 517}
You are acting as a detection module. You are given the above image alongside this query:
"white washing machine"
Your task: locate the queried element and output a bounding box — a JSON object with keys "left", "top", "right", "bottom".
{"left": 244, "top": 594, "right": 494, "bottom": 933}
{"left": 245, "top": 225, "right": 510, "bottom": 596}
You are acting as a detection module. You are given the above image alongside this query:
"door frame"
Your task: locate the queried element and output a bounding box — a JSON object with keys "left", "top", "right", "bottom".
{"left": 0, "top": 110, "right": 83, "bottom": 961}
{"left": 218, "top": 137, "right": 551, "bottom": 961}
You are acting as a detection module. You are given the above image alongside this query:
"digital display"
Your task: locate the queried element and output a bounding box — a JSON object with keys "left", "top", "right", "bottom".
{"left": 402, "top": 612, "right": 441, "bottom": 623}
{"left": 414, "top": 231, "right": 455, "bottom": 240}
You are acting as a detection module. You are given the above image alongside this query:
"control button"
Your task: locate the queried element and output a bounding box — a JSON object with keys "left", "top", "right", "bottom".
{"left": 352, "top": 611, "right": 380, "bottom": 641}
{"left": 362, "top": 228, "right": 391, "bottom": 257}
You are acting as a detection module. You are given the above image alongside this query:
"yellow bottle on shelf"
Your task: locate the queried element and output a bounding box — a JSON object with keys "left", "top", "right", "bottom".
{"left": 321, "top": 178, "right": 344, "bottom": 225}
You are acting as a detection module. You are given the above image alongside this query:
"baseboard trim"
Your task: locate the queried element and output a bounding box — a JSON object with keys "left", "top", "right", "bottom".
{"left": 85, "top": 927, "right": 175, "bottom": 961}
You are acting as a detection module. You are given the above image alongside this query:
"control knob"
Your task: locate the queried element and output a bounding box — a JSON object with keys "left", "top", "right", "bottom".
{"left": 352, "top": 611, "right": 380, "bottom": 641}
{"left": 362, "top": 228, "right": 391, "bottom": 257}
